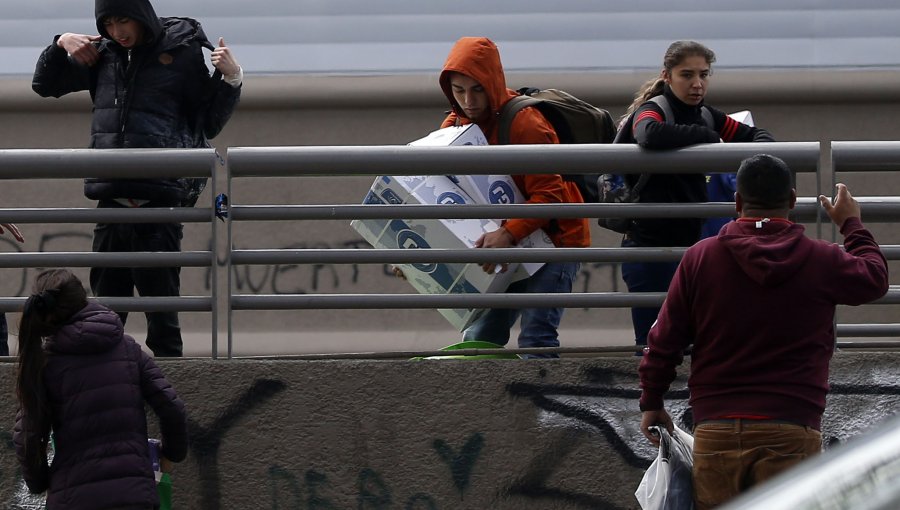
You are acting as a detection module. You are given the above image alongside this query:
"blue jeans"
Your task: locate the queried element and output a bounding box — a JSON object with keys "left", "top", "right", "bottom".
{"left": 692, "top": 419, "right": 822, "bottom": 509}
{"left": 620, "top": 238, "right": 679, "bottom": 346}
{"left": 463, "top": 261, "right": 580, "bottom": 359}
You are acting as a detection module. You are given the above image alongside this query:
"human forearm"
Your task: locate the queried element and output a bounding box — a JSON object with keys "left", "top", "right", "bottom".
{"left": 32, "top": 38, "right": 91, "bottom": 98}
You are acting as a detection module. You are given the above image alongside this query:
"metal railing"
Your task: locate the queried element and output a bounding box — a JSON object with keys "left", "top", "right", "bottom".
{"left": 0, "top": 149, "right": 220, "bottom": 353}
{"left": 1, "top": 143, "right": 898, "bottom": 358}
{"left": 226, "top": 141, "right": 896, "bottom": 356}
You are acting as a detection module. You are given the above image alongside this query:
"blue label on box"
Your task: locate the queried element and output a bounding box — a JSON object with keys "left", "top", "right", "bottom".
{"left": 396, "top": 228, "right": 437, "bottom": 273}
{"left": 488, "top": 181, "right": 516, "bottom": 204}
{"left": 380, "top": 188, "right": 405, "bottom": 205}
{"left": 437, "top": 191, "right": 466, "bottom": 205}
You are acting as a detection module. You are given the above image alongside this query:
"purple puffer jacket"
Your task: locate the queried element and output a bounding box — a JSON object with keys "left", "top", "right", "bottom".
{"left": 13, "top": 302, "right": 187, "bottom": 509}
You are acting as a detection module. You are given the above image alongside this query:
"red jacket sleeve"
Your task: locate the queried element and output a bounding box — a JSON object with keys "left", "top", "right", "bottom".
{"left": 502, "top": 107, "right": 569, "bottom": 242}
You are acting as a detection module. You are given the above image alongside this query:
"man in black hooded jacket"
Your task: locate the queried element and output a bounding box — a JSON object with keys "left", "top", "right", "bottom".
{"left": 32, "top": 0, "right": 242, "bottom": 357}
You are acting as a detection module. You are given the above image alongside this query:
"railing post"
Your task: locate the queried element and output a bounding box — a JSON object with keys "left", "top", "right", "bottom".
{"left": 210, "top": 150, "right": 220, "bottom": 360}
{"left": 226, "top": 149, "right": 235, "bottom": 359}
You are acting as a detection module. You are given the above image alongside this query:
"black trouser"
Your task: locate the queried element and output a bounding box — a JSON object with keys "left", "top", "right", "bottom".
{"left": 90, "top": 200, "right": 184, "bottom": 357}
{"left": 0, "top": 314, "right": 7, "bottom": 356}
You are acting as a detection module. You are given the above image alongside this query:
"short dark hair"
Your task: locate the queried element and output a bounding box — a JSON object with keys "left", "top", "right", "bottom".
{"left": 736, "top": 154, "right": 794, "bottom": 210}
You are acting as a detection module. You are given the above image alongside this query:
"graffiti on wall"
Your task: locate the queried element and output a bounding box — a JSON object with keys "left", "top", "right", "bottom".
{"left": 6, "top": 364, "right": 900, "bottom": 509}
{"left": 0, "top": 230, "right": 624, "bottom": 297}
{"left": 209, "top": 240, "right": 623, "bottom": 296}
{"left": 503, "top": 364, "right": 900, "bottom": 507}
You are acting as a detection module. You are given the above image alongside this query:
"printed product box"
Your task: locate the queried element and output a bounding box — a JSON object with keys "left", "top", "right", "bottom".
{"left": 453, "top": 173, "right": 555, "bottom": 276}
{"left": 407, "top": 123, "right": 488, "bottom": 147}
{"left": 351, "top": 173, "right": 519, "bottom": 331}
{"left": 729, "top": 110, "right": 753, "bottom": 126}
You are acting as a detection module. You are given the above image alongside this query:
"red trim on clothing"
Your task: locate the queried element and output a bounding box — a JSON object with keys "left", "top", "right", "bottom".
{"left": 721, "top": 117, "right": 738, "bottom": 141}
{"left": 635, "top": 110, "right": 664, "bottom": 124}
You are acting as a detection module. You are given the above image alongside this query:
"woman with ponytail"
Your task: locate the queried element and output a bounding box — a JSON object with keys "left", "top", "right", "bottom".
{"left": 13, "top": 269, "right": 187, "bottom": 509}
{"left": 617, "top": 41, "right": 775, "bottom": 350}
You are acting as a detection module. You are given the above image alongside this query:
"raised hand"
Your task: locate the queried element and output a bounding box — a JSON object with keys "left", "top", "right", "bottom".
{"left": 57, "top": 33, "right": 102, "bottom": 67}
{"left": 210, "top": 37, "right": 241, "bottom": 77}
{"left": 819, "top": 183, "right": 861, "bottom": 229}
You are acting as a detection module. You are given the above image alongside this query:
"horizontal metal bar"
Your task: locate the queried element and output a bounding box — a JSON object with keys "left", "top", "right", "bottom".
{"left": 228, "top": 142, "right": 820, "bottom": 177}
{"left": 232, "top": 292, "right": 668, "bottom": 310}
{"left": 0, "top": 148, "right": 216, "bottom": 179}
{"left": 230, "top": 341, "right": 900, "bottom": 361}
{"left": 869, "top": 288, "right": 900, "bottom": 305}
{"left": 0, "top": 207, "right": 211, "bottom": 224}
{"left": 0, "top": 251, "right": 213, "bottom": 268}
{"left": 232, "top": 247, "right": 688, "bottom": 265}
{"left": 233, "top": 287, "right": 899, "bottom": 311}
{"left": 235, "top": 345, "right": 644, "bottom": 360}
{"left": 231, "top": 202, "right": 738, "bottom": 221}
{"left": 832, "top": 141, "right": 900, "bottom": 172}
{"left": 835, "top": 341, "right": 900, "bottom": 347}
{"left": 233, "top": 245, "right": 900, "bottom": 265}
{"left": 228, "top": 199, "right": 900, "bottom": 223}
{"left": 0, "top": 296, "right": 212, "bottom": 313}
{"left": 835, "top": 324, "right": 900, "bottom": 337}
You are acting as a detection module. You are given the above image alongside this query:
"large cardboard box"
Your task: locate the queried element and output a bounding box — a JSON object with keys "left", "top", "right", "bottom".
{"left": 453, "top": 175, "right": 556, "bottom": 277}
{"left": 729, "top": 110, "right": 753, "bottom": 126}
{"left": 351, "top": 173, "right": 520, "bottom": 331}
{"left": 407, "top": 124, "right": 488, "bottom": 147}
{"left": 352, "top": 124, "right": 563, "bottom": 330}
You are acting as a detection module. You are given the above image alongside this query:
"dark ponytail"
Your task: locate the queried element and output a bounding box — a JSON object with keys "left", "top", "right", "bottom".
{"left": 16, "top": 269, "right": 88, "bottom": 472}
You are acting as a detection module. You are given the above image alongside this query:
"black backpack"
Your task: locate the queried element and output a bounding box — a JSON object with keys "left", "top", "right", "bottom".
{"left": 498, "top": 87, "right": 617, "bottom": 203}
{"left": 596, "top": 95, "right": 714, "bottom": 233}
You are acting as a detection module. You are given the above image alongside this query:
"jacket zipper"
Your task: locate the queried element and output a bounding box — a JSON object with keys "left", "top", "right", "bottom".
{"left": 120, "top": 49, "right": 132, "bottom": 135}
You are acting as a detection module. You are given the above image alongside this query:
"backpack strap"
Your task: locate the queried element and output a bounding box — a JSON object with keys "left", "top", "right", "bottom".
{"left": 700, "top": 106, "right": 714, "bottom": 130}
{"left": 631, "top": 173, "right": 652, "bottom": 196}
{"left": 498, "top": 94, "right": 542, "bottom": 145}
{"left": 649, "top": 95, "right": 714, "bottom": 129}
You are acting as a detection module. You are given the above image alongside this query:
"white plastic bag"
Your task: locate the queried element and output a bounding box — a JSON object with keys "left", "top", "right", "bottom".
{"left": 635, "top": 425, "right": 695, "bottom": 510}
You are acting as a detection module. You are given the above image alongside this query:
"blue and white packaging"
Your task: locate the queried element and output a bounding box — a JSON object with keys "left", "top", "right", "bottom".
{"left": 351, "top": 173, "right": 520, "bottom": 331}
{"left": 729, "top": 110, "right": 753, "bottom": 126}
{"left": 148, "top": 438, "right": 162, "bottom": 482}
{"left": 407, "top": 124, "right": 488, "bottom": 147}
{"left": 453, "top": 173, "right": 555, "bottom": 276}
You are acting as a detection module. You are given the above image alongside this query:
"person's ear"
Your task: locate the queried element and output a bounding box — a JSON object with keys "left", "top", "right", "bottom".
{"left": 734, "top": 192, "right": 743, "bottom": 214}
{"left": 789, "top": 189, "right": 797, "bottom": 210}
{"left": 660, "top": 69, "right": 670, "bottom": 84}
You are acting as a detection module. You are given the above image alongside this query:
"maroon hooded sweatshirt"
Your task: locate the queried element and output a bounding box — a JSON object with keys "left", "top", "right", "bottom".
{"left": 639, "top": 217, "right": 889, "bottom": 429}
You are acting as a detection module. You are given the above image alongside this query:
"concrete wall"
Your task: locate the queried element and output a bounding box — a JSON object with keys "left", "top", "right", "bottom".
{"left": 0, "top": 71, "right": 898, "bottom": 356}
{"left": 2, "top": 353, "right": 898, "bottom": 509}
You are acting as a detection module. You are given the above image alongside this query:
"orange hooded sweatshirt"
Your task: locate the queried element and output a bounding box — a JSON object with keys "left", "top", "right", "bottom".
{"left": 439, "top": 37, "right": 590, "bottom": 248}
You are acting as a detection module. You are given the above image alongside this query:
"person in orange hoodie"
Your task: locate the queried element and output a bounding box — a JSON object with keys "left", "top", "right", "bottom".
{"left": 439, "top": 37, "right": 590, "bottom": 358}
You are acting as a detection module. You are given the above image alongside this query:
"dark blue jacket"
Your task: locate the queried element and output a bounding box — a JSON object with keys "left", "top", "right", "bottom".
{"left": 13, "top": 303, "right": 187, "bottom": 509}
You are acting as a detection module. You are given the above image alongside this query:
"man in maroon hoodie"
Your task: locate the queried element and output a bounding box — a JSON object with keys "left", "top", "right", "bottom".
{"left": 638, "top": 154, "right": 889, "bottom": 509}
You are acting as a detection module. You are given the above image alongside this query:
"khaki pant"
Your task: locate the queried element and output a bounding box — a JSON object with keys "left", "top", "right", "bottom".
{"left": 692, "top": 419, "right": 822, "bottom": 509}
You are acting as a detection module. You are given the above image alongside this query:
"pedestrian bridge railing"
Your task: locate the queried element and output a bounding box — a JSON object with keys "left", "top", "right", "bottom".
{"left": 1, "top": 143, "right": 898, "bottom": 358}
{"left": 227, "top": 142, "right": 898, "bottom": 356}
{"left": 0, "top": 149, "right": 221, "bottom": 352}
